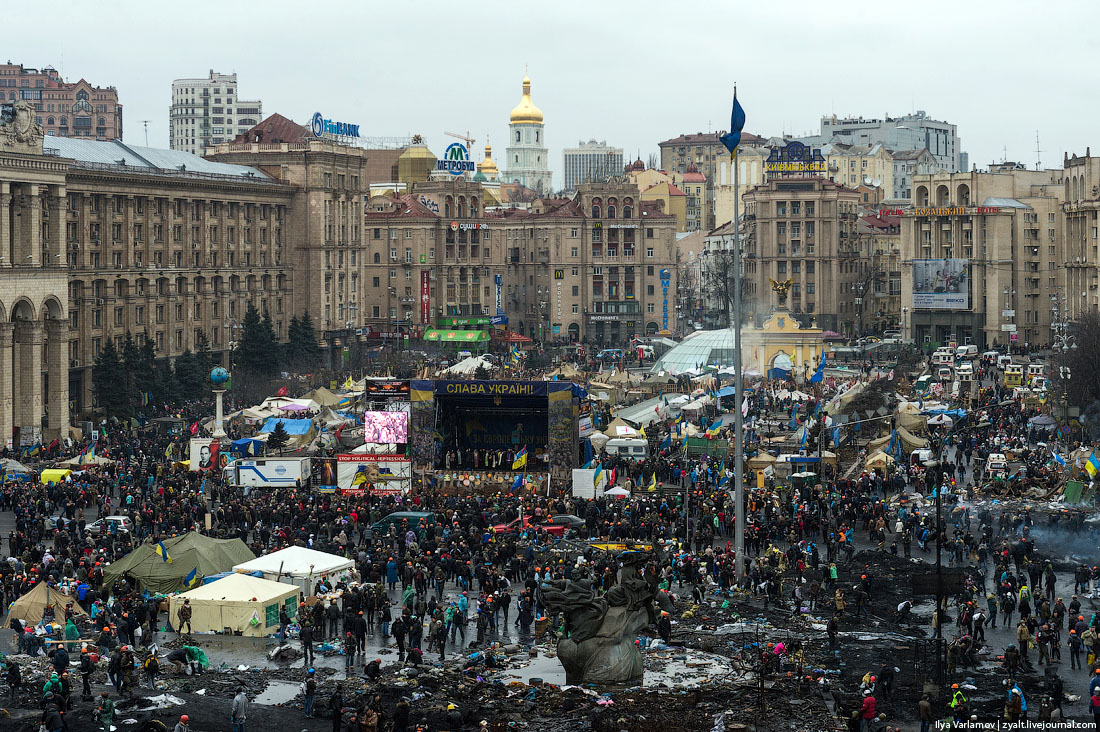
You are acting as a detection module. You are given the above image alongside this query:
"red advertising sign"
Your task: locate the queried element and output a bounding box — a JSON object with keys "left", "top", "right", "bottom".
{"left": 420, "top": 270, "right": 431, "bottom": 324}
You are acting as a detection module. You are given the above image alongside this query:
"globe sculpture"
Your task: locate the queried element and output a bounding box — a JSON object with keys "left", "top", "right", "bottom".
{"left": 210, "top": 367, "right": 230, "bottom": 386}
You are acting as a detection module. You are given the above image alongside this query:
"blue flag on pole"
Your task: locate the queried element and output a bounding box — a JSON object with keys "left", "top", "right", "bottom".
{"left": 810, "top": 350, "right": 827, "bottom": 384}
{"left": 718, "top": 93, "right": 746, "bottom": 159}
{"left": 511, "top": 474, "right": 524, "bottom": 492}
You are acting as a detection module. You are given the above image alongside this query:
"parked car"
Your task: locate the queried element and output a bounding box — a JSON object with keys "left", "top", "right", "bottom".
{"left": 546, "top": 514, "right": 585, "bottom": 532}
{"left": 86, "top": 515, "right": 132, "bottom": 536}
{"left": 491, "top": 515, "right": 567, "bottom": 537}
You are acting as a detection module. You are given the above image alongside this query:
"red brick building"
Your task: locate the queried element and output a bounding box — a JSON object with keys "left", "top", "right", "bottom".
{"left": 0, "top": 63, "right": 122, "bottom": 140}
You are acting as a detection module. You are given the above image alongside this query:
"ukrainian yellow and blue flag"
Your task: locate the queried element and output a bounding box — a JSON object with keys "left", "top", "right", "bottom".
{"left": 512, "top": 446, "right": 528, "bottom": 470}
{"left": 155, "top": 541, "right": 172, "bottom": 564}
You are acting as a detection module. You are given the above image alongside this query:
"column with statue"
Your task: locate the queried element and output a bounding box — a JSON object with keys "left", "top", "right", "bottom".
{"left": 210, "top": 367, "right": 230, "bottom": 439}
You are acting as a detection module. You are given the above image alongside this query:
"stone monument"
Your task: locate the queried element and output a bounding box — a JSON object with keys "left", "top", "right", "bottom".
{"left": 537, "top": 547, "right": 671, "bottom": 685}
{"left": 210, "top": 367, "right": 230, "bottom": 439}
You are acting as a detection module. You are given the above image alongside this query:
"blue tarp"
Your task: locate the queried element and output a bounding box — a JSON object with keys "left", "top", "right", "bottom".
{"left": 716, "top": 386, "right": 737, "bottom": 398}
{"left": 231, "top": 438, "right": 264, "bottom": 456}
{"left": 259, "top": 418, "right": 313, "bottom": 435}
{"left": 921, "top": 408, "right": 967, "bottom": 418}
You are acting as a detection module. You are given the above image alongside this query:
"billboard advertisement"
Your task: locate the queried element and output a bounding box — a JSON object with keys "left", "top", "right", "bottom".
{"left": 912, "top": 259, "right": 969, "bottom": 310}
{"left": 364, "top": 410, "right": 409, "bottom": 443}
{"left": 336, "top": 454, "right": 410, "bottom": 496}
{"left": 189, "top": 438, "right": 226, "bottom": 472}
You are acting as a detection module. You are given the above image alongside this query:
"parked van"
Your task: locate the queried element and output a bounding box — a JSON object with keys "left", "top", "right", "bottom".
{"left": 372, "top": 511, "right": 436, "bottom": 536}
{"left": 981, "top": 351, "right": 1000, "bottom": 365}
{"left": 932, "top": 350, "right": 954, "bottom": 366}
{"left": 956, "top": 363, "right": 974, "bottom": 381}
{"left": 1004, "top": 364, "right": 1024, "bottom": 387}
{"left": 997, "top": 355, "right": 1013, "bottom": 369}
{"left": 604, "top": 438, "right": 649, "bottom": 460}
{"left": 1026, "top": 363, "right": 1045, "bottom": 381}
{"left": 956, "top": 344, "right": 978, "bottom": 358}
{"left": 937, "top": 366, "right": 953, "bottom": 382}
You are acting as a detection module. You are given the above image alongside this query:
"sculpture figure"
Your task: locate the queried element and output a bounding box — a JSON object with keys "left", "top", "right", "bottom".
{"left": 538, "top": 546, "right": 671, "bottom": 685}
{"left": 769, "top": 277, "right": 794, "bottom": 307}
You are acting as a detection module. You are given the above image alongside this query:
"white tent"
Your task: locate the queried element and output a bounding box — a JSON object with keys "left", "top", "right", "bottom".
{"left": 232, "top": 545, "right": 355, "bottom": 596}
{"left": 441, "top": 355, "right": 494, "bottom": 376}
{"left": 604, "top": 487, "right": 631, "bottom": 497}
{"left": 168, "top": 573, "right": 300, "bottom": 637}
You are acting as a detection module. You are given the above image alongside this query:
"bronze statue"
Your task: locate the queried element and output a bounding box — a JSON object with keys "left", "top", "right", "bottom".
{"left": 769, "top": 277, "right": 794, "bottom": 307}
{"left": 537, "top": 546, "right": 671, "bottom": 685}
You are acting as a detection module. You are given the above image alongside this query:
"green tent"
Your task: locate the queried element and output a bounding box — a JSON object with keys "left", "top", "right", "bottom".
{"left": 102, "top": 532, "right": 256, "bottom": 594}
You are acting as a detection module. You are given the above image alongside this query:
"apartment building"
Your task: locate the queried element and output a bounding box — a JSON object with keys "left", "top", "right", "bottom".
{"left": 899, "top": 168, "right": 1064, "bottom": 348}
{"left": 362, "top": 179, "right": 679, "bottom": 344}
{"left": 742, "top": 176, "right": 863, "bottom": 333}
{"left": 170, "top": 71, "right": 263, "bottom": 154}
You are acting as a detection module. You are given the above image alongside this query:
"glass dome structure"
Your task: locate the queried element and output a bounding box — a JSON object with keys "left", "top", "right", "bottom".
{"left": 651, "top": 329, "right": 740, "bottom": 374}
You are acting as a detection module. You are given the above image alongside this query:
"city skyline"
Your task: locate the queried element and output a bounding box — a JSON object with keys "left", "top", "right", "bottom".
{"left": 6, "top": 0, "right": 1096, "bottom": 181}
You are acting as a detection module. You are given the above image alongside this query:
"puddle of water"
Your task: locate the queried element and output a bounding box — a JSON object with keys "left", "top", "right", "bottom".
{"left": 495, "top": 646, "right": 738, "bottom": 689}
{"left": 254, "top": 680, "right": 302, "bottom": 705}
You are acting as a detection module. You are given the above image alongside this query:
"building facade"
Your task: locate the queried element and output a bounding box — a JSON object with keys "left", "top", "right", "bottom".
{"left": 743, "top": 177, "right": 864, "bottom": 332}
{"left": 858, "top": 212, "right": 902, "bottom": 333}
{"left": 890, "top": 148, "right": 943, "bottom": 201}
{"left": 170, "top": 71, "right": 263, "bottom": 155}
{"left": 206, "top": 139, "right": 368, "bottom": 367}
{"left": 821, "top": 111, "right": 964, "bottom": 172}
{"left": 0, "top": 62, "right": 122, "bottom": 140}
{"left": 360, "top": 179, "right": 678, "bottom": 344}
{"left": 823, "top": 142, "right": 894, "bottom": 195}
{"left": 1063, "top": 151, "right": 1100, "bottom": 318}
{"left": 562, "top": 140, "right": 622, "bottom": 191}
{"left": 713, "top": 147, "right": 767, "bottom": 229}
{"left": 503, "top": 75, "right": 551, "bottom": 194}
{"left": 899, "top": 168, "right": 1064, "bottom": 349}
{"left": 0, "top": 102, "right": 70, "bottom": 445}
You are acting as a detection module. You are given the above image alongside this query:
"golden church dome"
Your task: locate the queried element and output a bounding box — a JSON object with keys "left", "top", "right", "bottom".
{"left": 478, "top": 143, "right": 499, "bottom": 178}
{"left": 509, "top": 74, "right": 544, "bottom": 125}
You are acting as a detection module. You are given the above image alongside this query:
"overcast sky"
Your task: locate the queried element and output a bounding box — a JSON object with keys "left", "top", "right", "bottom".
{"left": 9, "top": 0, "right": 1096, "bottom": 184}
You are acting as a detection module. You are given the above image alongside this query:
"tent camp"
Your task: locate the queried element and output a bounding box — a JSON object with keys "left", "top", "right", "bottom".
{"left": 103, "top": 533, "right": 256, "bottom": 594}
{"left": 302, "top": 387, "right": 345, "bottom": 407}
{"left": 168, "top": 573, "right": 300, "bottom": 637}
{"left": 232, "top": 545, "right": 355, "bottom": 596}
{"left": 0, "top": 458, "right": 32, "bottom": 483}
{"left": 5, "top": 582, "right": 88, "bottom": 624}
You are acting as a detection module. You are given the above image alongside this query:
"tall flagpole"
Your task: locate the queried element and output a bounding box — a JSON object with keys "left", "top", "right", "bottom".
{"left": 731, "top": 87, "right": 746, "bottom": 581}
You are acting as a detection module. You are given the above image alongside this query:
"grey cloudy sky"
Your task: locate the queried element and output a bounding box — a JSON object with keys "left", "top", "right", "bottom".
{"left": 10, "top": 0, "right": 1096, "bottom": 183}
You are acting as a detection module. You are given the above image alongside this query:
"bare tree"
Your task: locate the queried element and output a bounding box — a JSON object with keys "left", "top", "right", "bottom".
{"left": 850, "top": 262, "right": 886, "bottom": 337}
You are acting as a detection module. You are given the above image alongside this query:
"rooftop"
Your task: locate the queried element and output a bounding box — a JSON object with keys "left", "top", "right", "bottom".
{"left": 659, "top": 131, "right": 765, "bottom": 147}
{"left": 231, "top": 113, "right": 309, "bottom": 145}
{"left": 49, "top": 137, "right": 274, "bottom": 183}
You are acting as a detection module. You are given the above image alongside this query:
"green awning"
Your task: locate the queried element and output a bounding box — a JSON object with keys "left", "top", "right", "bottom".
{"left": 423, "top": 329, "right": 489, "bottom": 344}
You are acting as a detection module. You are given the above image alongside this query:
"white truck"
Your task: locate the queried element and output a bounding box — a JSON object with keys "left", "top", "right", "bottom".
{"left": 232, "top": 457, "right": 311, "bottom": 488}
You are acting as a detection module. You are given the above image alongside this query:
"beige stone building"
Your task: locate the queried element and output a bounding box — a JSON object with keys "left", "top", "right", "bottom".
{"left": 899, "top": 167, "right": 1064, "bottom": 348}
{"left": 1, "top": 100, "right": 295, "bottom": 430}
{"left": 1063, "top": 150, "right": 1100, "bottom": 318}
{"left": 0, "top": 102, "right": 69, "bottom": 445}
{"left": 206, "top": 139, "right": 369, "bottom": 365}
{"left": 743, "top": 177, "right": 863, "bottom": 333}
{"left": 361, "top": 179, "right": 679, "bottom": 344}
{"left": 823, "top": 142, "right": 894, "bottom": 195}
{"left": 713, "top": 147, "right": 767, "bottom": 229}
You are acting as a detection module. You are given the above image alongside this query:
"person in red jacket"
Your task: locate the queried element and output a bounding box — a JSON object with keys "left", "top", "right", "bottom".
{"left": 860, "top": 690, "right": 877, "bottom": 732}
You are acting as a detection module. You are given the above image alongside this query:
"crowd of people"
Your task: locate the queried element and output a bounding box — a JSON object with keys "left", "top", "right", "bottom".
{"left": 1, "top": 345, "right": 1098, "bottom": 728}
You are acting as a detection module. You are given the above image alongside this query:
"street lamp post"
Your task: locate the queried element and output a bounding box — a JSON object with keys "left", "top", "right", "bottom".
{"left": 854, "top": 283, "right": 864, "bottom": 339}
{"left": 1051, "top": 291, "right": 1076, "bottom": 433}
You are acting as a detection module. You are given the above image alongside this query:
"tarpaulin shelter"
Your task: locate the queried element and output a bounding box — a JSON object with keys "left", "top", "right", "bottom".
{"left": 0, "top": 458, "right": 32, "bottom": 483}
{"left": 5, "top": 581, "right": 88, "bottom": 624}
{"left": 40, "top": 468, "right": 72, "bottom": 485}
{"left": 232, "top": 545, "right": 355, "bottom": 597}
{"left": 302, "top": 387, "right": 344, "bottom": 407}
{"left": 103, "top": 532, "right": 256, "bottom": 594}
{"left": 168, "top": 573, "right": 300, "bottom": 637}
{"left": 259, "top": 418, "right": 313, "bottom": 435}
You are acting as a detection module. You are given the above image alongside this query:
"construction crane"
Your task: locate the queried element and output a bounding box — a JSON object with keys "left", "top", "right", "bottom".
{"left": 444, "top": 130, "right": 476, "bottom": 150}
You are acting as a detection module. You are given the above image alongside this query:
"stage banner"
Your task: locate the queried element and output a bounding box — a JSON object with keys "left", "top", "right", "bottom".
{"left": 410, "top": 380, "right": 438, "bottom": 469}
{"left": 547, "top": 382, "right": 577, "bottom": 479}
{"left": 433, "top": 380, "right": 548, "bottom": 397}
{"left": 336, "top": 453, "right": 411, "bottom": 495}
